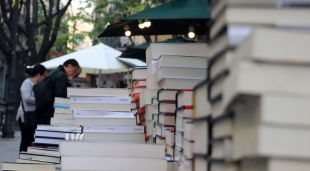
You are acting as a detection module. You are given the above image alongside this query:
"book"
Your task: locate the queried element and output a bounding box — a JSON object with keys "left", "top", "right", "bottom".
{"left": 211, "top": 0, "right": 283, "bottom": 19}
{"left": 83, "top": 132, "right": 145, "bottom": 141}
{"left": 159, "top": 113, "right": 175, "bottom": 126}
{"left": 211, "top": 137, "right": 233, "bottom": 160}
{"left": 157, "top": 55, "right": 208, "bottom": 69}
{"left": 193, "top": 79, "right": 211, "bottom": 118}
{"left": 183, "top": 139, "right": 194, "bottom": 159}
{"left": 2, "top": 162, "right": 55, "bottom": 171}
{"left": 61, "top": 156, "right": 167, "bottom": 171}
{"left": 19, "top": 152, "right": 60, "bottom": 164}
{"left": 36, "top": 125, "right": 82, "bottom": 132}
{"left": 35, "top": 129, "right": 81, "bottom": 139}
{"left": 234, "top": 123, "right": 310, "bottom": 159}
{"left": 158, "top": 89, "right": 178, "bottom": 101}
{"left": 193, "top": 121, "right": 209, "bottom": 155}
{"left": 73, "top": 110, "right": 135, "bottom": 118}
{"left": 235, "top": 27, "right": 310, "bottom": 65}
{"left": 50, "top": 118, "right": 75, "bottom": 126}
{"left": 159, "top": 77, "right": 203, "bottom": 89}
{"left": 67, "top": 88, "right": 129, "bottom": 97}
{"left": 74, "top": 118, "right": 136, "bottom": 126}
{"left": 183, "top": 121, "right": 194, "bottom": 141}
{"left": 210, "top": 7, "right": 310, "bottom": 39}
{"left": 69, "top": 96, "right": 131, "bottom": 104}
{"left": 132, "top": 67, "right": 147, "bottom": 80}
{"left": 165, "top": 130, "right": 175, "bottom": 147}
{"left": 27, "top": 147, "right": 59, "bottom": 157}
{"left": 241, "top": 157, "right": 310, "bottom": 171}
{"left": 157, "top": 67, "right": 207, "bottom": 81}
{"left": 146, "top": 43, "right": 210, "bottom": 64}
{"left": 223, "top": 60, "right": 310, "bottom": 108}
{"left": 159, "top": 103, "right": 176, "bottom": 113}
{"left": 70, "top": 103, "right": 132, "bottom": 111}
{"left": 60, "top": 141, "right": 165, "bottom": 159}
{"left": 177, "top": 90, "right": 193, "bottom": 107}
{"left": 82, "top": 125, "right": 142, "bottom": 132}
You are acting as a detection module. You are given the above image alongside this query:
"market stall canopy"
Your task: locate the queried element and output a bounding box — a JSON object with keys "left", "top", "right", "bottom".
{"left": 118, "top": 58, "right": 147, "bottom": 67}
{"left": 98, "top": 0, "right": 210, "bottom": 37}
{"left": 41, "top": 43, "right": 129, "bottom": 74}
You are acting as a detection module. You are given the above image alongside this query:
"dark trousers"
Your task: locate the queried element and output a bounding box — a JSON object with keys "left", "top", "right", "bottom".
{"left": 18, "top": 118, "right": 36, "bottom": 152}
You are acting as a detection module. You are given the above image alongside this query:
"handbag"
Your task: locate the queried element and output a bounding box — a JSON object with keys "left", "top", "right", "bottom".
{"left": 21, "top": 102, "right": 37, "bottom": 128}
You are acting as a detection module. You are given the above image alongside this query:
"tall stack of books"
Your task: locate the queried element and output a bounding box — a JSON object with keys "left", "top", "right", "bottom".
{"left": 51, "top": 97, "right": 73, "bottom": 125}
{"left": 60, "top": 141, "right": 167, "bottom": 171}
{"left": 67, "top": 88, "right": 145, "bottom": 142}
{"left": 130, "top": 67, "right": 147, "bottom": 140}
{"left": 175, "top": 89, "right": 195, "bottom": 171}
{"left": 144, "top": 43, "right": 210, "bottom": 166}
{"left": 192, "top": 0, "right": 310, "bottom": 171}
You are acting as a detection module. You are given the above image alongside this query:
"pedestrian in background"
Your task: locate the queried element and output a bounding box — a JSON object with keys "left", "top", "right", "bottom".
{"left": 16, "top": 64, "right": 47, "bottom": 152}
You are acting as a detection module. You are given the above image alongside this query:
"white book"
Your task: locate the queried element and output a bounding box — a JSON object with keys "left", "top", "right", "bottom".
{"left": 50, "top": 118, "right": 75, "bottom": 126}
{"left": 83, "top": 125, "right": 144, "bottom": 134}
{"left": 159, "top": 77, "right": 203, "bottom": 89}
{"left": 74, "top": 118, "right": 136, "bottom": 126}
{"left": 235, "top": 27, "right": 310, "bottom": 65}
{"left": 211, "top": 138, "right": 233, "bottom": 160}
{"left": 183, "top": 121, "right": 194, "bottom": 141}
{"left": 73, "top": 110, "right": 135, "bottom": 118}
{"left": 19, "top": 152, "right": 60, "bottom": 164}
{"left": 61, "top": 156, "right": 167, "bottom": 171}
{"left": 210, "top": 7, "right": 310, "bottom": 39}
{"left": 159, "top": 114, "right": 175, "bottom": 126}
{"left": 36, "top": 125, "right": 81, "bottom": 132}
{"left": 53, "top": 113, "right": 73, "bottom": 120}
{"left": 193, "top": 121, "right": 208, "bottom": 155}
{"left": 159, "top": 103, "right": 176, "bottom": 113}
{"left": 223, "top": 60, "right": 310, "bottom": 108}
{"left": 83, "top": 132, "right": 145, "bottom": 142}
{"left": 165, "top": 130, "right": 175, "bottom": 147}
{"left": 193, "top": 80, "right": 211, "bottom": 118}
{"left": 54, "top": 108, "right": 71, "bottom": 114}
{"left": 157, "top": 66, "right": 207, "bottom": 82}
{"left": 70, "top": 103, "right": 132, "bottom": 111}
{"left": 70, "top": 96, "right": 131, "bottom": 104}
{"left": 60, "top": 141, "right": 165, "bottom": 159}
{"left": 132, "top": 67, "right": 147, "bottom": 80}
{"left": 230, "top": 94, "right": 310, "bottom": 128}
{"left": 177, "top": 90, "right": 193, "bottom": 107}
{"left": 146, "top": 43, "right": 210, "bottom": 64}
{"left": 241, "top": 157, "right": 310, "bottom": 171}
{"left": 34, "top": 137, "right": 64, "bottom": 145}
{"left": 234, "top": 123, "right": 310, "bottom": 159}
{"left": 67, "top": 88, "right": 129, "bottom": 97}
{"left": 183, "top": 139, "right": 194, "bottom": 159}
{"left": 158, "top": 90, "right": 177, "bottom": 101}
{"left": 157, "top": 55, "right": 208, "bottom": 69}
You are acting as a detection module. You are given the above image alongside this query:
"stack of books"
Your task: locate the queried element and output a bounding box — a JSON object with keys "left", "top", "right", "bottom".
{"left": 156, "top": 89, "right": 178, "bottom": 146}
{"left": 51, "top": 97, "right": 73, "bottom": 125}
{"left": 33, "top": 125, "right": 82, "bottom": 147}
{"left": 175, "top": 89, "right": 194, "bottom": 171}
{"left": 130, "top": 67, "right": 147, "bottom": 140}
{"left": 60, "top": 141, "right": 167, "bottom": 171}
{"left": 192, "top": 0, "right": 310, "bottom": 171}
{"left": 68, "top": 88, "right": 145, "bottom": 142}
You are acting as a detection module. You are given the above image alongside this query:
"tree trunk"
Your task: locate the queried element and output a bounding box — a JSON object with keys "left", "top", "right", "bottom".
{"left": 1, "top": 53, "right": 25, "bottom": 138}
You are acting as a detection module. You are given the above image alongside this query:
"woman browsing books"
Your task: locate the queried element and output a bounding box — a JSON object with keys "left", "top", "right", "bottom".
{"left": 16, "top": 64, "right": 47, "bottom": 152}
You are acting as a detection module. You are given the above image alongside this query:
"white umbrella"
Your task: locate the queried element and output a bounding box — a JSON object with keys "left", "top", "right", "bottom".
{"left": 41, "top": 43, "right": 129, "bottom": 74}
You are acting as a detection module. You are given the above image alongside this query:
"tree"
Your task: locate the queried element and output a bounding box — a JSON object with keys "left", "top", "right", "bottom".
{"left": 0, "top": 0, "right": 72, "bottom": 137}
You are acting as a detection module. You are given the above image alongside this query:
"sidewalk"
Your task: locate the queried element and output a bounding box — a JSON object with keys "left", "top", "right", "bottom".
{"left": 0, "top": 130, "right": 20, "bottom": 171}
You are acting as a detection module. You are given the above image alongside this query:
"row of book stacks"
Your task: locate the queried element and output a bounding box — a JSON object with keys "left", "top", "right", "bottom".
{"left": 2, "top": 0, "right": 310, "bottom": 171}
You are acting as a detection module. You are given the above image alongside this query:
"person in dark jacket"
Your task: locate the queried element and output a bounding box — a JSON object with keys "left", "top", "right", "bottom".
{"left": 34, "top": 59, "right": 80, "bottom": 124}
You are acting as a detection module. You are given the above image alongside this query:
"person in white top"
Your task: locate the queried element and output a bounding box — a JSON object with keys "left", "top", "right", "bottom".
{"left": 16, "top": 64, "right": 47, "bottom": 152}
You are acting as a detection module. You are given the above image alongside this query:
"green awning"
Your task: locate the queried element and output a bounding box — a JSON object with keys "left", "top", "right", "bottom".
{"left": 125, "top": 0, "right": 210, "bottom": 20}
{"left": 98, "top": 0, "right": 210, "bottom": 37}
